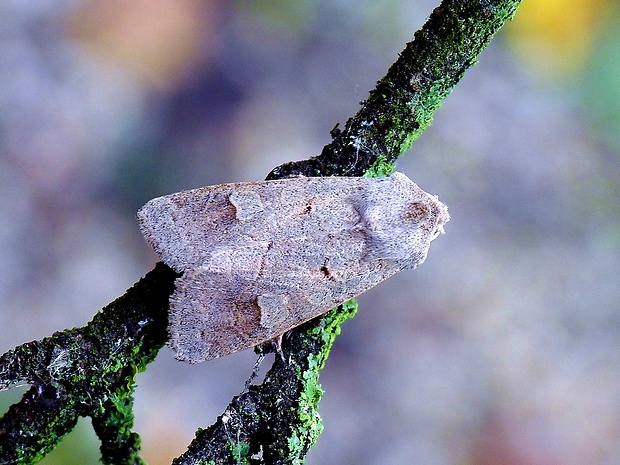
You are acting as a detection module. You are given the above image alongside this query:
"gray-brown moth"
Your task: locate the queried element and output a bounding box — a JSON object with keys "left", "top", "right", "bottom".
{"left": 137, "top": 172, "right": 449, "bottom": 363}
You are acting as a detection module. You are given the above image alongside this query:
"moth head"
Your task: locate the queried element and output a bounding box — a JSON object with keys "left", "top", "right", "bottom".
{"left": 405, "top": 197, "right": 449, "bottom": 240}
{"left": 357, "top": 174, "right": 449, "bottom": 267}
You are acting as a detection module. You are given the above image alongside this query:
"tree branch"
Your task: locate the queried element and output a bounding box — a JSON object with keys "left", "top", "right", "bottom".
{"left": 0, "top": 1, "right": 522, "bottom": 463}
{"left": 0, "top": 264, "right": 177, "bottom": 464}
{"left": 269, "top": 0, "right": 521, "bottom": 180}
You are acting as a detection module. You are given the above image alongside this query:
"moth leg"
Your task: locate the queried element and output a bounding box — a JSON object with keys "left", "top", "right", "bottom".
{"left": 272, "top": 334, "right": 285, "bottom": 362}
{"left": 244, "top": 353, "right": 266, "bottom": 391}
{"left": 254, "top": 334, "right": 285, "bottom": 363}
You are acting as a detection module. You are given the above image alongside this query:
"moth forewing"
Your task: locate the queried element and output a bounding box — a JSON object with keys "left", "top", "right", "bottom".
{"left": 137, "top": 172, "right": 449, "bottom": 362}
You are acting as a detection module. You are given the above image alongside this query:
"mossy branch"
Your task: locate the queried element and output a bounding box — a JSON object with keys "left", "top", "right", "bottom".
{"left": 269, "top": 0, "right": 521, "bottom": 180}
{"left": 0, "top": 1, "right": 521, "bottom": 463}
{"left": 0, "top": 264, "right": 177, "bottom": 464}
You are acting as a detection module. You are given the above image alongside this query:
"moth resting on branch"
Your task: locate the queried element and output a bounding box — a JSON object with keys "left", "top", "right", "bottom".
{"left": 138, "top": 172, "right": 449, "bottom": 363}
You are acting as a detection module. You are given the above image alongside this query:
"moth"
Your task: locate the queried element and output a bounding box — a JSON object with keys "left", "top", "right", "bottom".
{"left": 138, "top": 172, "right": 449, "bottom": 363}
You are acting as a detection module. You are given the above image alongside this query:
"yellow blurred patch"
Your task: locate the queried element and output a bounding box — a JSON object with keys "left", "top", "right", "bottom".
{"left": 505, "top": 0, "right": 611, "bottom": 76}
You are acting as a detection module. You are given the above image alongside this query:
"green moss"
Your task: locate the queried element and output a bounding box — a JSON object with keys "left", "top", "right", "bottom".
{"left": 229, "top": 440, "right": 251, "bottom": 463}
{"left": 286, "top": 301, "right": 358, "bottom": 462}
{"left": 364, "top": 155, "right": 396, "bottom": 178}
{"left": 106, "top": 392, "right": 136, "bottom": 436}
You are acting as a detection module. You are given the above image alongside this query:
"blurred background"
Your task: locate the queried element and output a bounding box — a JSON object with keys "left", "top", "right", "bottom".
{"left": 1, "top": 0, "right": 619, "bottom": 464}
